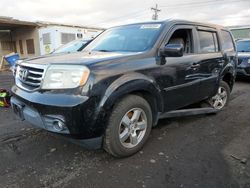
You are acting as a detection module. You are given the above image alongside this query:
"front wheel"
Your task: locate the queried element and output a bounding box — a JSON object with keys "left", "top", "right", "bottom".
{"left": 104, "top": 95, "right": 152, "bottom": 157}
{"left": 207, "top": 81, "right": 230, "bottom": 110}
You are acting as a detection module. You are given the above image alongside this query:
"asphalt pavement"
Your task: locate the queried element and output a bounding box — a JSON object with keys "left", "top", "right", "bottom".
{"left": 0, "top": 72, "right": 249, "bottom": 188}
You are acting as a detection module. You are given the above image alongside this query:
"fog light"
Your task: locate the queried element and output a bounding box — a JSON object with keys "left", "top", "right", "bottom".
{"left": 53, "top": 120, "right": 65, "bottom": 131}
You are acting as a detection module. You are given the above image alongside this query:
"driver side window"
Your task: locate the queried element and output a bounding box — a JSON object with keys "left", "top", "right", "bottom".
{"left": 167, "top": 29, "right": 194, "bottom": 54}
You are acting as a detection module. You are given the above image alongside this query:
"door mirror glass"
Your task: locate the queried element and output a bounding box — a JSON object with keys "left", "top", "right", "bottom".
{"left": 160, "top": 44, "right": 184, "bottom": 57}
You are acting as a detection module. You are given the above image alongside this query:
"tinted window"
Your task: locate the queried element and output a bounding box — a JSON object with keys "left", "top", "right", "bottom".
{"left": 198, "top": 31, "right": 219, "bottom": 53}
{"left": 236, "top": 41, "right": 250, "bottom": 52}
{"left": 221, "top": 31, "right": 234, "bottom": 51}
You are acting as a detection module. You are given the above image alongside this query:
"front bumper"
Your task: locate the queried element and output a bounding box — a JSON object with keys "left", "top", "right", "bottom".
{"left": 11, "top": 85, "right": 106, "bottom": 141}
{"left": 11, "top": 96, "right": 70, "bottom": 134}
{"left": 237, "top": 57, "right": 250, "bottom": 77}
{"left": 237, "top": 67, "right": 250, "bottom": 77}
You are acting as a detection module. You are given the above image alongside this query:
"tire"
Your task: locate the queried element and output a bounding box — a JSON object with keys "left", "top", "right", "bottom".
{"left": 104, "top": 94, "right": 152, "bottom": 157}
{"left": 205, "top": 81, "right": 230, "bottom": 110}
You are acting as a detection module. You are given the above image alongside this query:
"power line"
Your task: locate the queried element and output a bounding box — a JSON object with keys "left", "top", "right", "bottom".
{"left": 90, "top": 0, "right": 249, "bottom": 26}
{"left": 160, "top": 0, "right": 248, "bottom": 8}
{"left": 161, "top": 0, "right": 225, "bottom": 8}
{"left": 89, "top": 9, "right": 149, "bottom": 27}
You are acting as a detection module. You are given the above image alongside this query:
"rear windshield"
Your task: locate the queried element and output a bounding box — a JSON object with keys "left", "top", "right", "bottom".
{"left": 237, "top": 41, "right": 250, "bottom": 52}
{"left": 84, "top": 24, "right": 163, "bottom": 52}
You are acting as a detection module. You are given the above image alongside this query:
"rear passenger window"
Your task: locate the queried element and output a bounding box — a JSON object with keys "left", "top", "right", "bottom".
{"left": 198, "top": 30, "right": 219, "bottom": 53}
{"left": 221, "top": 30, "right": 235, "bottom": 51}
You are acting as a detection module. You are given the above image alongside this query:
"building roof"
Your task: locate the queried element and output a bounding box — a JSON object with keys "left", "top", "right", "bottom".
{"left": 228, "top": 25, "right": 250, "bottom": 30}
{"left": 36, "top": 21, "right": 105, "bottom": 30}
{"left": 0, "top": 16, "right": 104, "bottom": 31}
{"left": 0, "top": 16, "right": 37, "bottom": 30}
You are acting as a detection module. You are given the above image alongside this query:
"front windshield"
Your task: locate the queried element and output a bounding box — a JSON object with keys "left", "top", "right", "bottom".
{"left": 84, "top": 23, "right": 163, "bottom": 52}
{"left": 237, "top": 41, "right": 250, "bottom": 52}
{"left": 54, "top": 40, "right": 88, "bottom": 53}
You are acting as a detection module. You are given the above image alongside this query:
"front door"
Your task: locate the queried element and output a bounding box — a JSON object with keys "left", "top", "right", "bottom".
{"left": 157, "top": 25, "right": 202, "bottom": 111}
{"left": 161, "top": 55, "right": 201, "bottom": 111}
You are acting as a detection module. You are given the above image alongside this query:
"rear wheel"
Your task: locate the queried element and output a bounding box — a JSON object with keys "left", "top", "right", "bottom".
{"left": 104, "top": 95, "right": 152, "bottom": 157}
{"left": 206, "top": 81, "right": 230, "bottom": 110}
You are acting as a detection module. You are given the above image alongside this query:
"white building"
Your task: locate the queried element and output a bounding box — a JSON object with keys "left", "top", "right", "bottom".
{"left": 38, "top": 22, "right": 103, "bottom": 55}
{"left": 0, "top": 17, "right": 104, "bottom": 58}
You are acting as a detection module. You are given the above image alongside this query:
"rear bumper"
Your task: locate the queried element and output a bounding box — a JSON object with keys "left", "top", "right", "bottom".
{"left": 11, "top": 85, "right": 106, "bottom": 145}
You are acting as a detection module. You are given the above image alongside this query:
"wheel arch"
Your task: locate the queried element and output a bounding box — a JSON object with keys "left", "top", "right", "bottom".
{"left": 99, "top": 73, "right": 164, "bottom": 126}
{"left": 220, "top": 65, "right": 236, "bottom": 91}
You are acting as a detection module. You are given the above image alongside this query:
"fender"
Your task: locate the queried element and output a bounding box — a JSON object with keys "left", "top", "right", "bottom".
{"left": 99, "top": 72, "right": 164, "bottom": 112}
{"left": 220, "top": 62, "right": 236, "bottom": 78}
{"left": 219, "top": 60, "right": 236, "bottom": 91}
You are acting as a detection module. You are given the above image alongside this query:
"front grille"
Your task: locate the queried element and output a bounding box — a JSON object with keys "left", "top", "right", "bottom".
{"left": 16, "top": 63, "right": 45, "bottom": 90}
{"left": 245, "top": 67, "right": 250, "bottom": 74}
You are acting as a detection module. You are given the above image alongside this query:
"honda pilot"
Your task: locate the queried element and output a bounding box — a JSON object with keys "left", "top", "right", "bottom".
{"left": 11, "top": 20, "right": 237, "bottom": 157}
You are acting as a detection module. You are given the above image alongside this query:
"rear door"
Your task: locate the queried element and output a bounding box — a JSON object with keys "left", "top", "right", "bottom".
{"left": 193, "top": 27, "right": 224, "bottom": 100}
{"left": 220, "top": 30, "right": 237, "bottom": 72}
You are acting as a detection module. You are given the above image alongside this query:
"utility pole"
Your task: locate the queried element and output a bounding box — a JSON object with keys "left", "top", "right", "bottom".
{"left": 151, "top": 4, "right": 161, "bottom": 20}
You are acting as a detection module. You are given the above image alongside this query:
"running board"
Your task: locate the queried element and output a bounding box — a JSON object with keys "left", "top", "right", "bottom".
{"left": 159, "top": 107, "right": 218, "bottom": 119}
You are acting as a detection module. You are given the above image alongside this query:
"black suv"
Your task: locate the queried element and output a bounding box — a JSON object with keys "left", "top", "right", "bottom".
{"left": 236, "top": 39, "right": 250, "bottom": 77}
{"left": 11, "top": 20, "right": 237, "bottom": 157}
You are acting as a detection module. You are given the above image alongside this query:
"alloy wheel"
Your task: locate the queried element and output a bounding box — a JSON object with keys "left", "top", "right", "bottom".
{"left": 209, "top": 86, "right": 228, "bottom": 110}
{"left": 119, "top": 108, "right": 147, "bottom": 149}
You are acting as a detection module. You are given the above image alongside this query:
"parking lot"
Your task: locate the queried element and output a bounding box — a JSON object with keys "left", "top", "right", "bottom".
{"left": 0, "top": 72, "right": 250, "bottom": 188}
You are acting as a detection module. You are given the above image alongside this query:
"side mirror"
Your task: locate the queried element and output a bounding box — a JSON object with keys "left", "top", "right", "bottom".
{"left": 160, "top": 44, "right": 184, "bottom": 57}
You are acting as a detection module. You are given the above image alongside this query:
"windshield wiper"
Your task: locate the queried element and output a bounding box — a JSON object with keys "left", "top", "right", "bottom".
{"left": 95, "top": 49, "right": 113, "bottom": 52}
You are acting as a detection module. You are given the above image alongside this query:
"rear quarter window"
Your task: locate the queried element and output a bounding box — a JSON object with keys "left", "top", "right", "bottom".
{"left": 221, "top": 30, "right": 235, "bottom": 51}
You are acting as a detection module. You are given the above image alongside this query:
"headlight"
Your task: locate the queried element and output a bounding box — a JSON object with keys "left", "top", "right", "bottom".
{"left": 41, "top": 65, "right": 90, "bottom": 89}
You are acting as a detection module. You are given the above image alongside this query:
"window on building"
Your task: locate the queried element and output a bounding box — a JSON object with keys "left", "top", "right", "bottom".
{"left": 19, "top": 40, "right": 23, "bottom": 54}
{"left": 198, "top": 30, "right": 219, "bottom": 53}
{"left": 1, "top": 41, "right": 17, "bottom": 52}
{"left": 42, "top": 33, "right": 51, "bottom": 45}
{"left": 26, "top": 39, "right": 35, "bottom": 54}
{"left": 61, "top": 33, "right": 75, "bottom": 44}
{"left": 221, "top": 30, "right": 235, "bottom": 51}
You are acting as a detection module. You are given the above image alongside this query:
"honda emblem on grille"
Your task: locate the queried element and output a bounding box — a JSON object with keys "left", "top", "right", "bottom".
{"left": 19, "top": 69, "right": 29, "bottom": 81}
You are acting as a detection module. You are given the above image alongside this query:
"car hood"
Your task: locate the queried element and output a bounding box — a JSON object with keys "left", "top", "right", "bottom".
{"left": 238, "top": 52, "right": 250, "bottom": 58}
{"left": 24, "top": 51, "right": 142, "bottom": 66}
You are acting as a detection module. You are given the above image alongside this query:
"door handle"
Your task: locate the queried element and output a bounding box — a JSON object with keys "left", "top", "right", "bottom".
{"left": 190, "top": 63, "right": 200, "bottom": 69}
